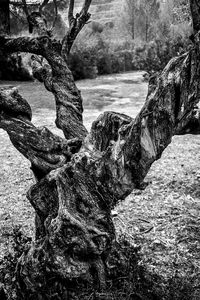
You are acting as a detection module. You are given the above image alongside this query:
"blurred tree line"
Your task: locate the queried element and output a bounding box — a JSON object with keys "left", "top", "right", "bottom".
{"left": 69, "top": 0, "right": 192, "bottom": 79}
{"left": 0, "top": 0, "right": 193, "bottom": 81}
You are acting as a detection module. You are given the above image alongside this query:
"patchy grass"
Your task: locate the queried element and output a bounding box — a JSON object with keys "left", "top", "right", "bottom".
{"left": 114, "top": 134, "right": 200, "bottom": 299}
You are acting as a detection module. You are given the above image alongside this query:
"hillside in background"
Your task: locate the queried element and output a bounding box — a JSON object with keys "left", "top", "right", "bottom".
{"left": 5, "top": 0, "right": 192, "bottom": 81}
{"left": 61, "top": 0, "right": 124, "bottom": 43}
{"left": 73, "top": 0, "right": 122, "bottom": 26}
{"left": 9, "top": 0, "right": 191, "bottom": 43}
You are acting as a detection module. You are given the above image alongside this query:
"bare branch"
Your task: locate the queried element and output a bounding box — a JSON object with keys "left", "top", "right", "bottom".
{"left": 68, "top": 0, "right": 75, "bottom": 25}
{"left": 80, "top": 0, "right": 92, "bottom": 15}
{"left": 0, "top": 35, "right": 87, "bottom": 140}
{"left": 0, "top": 87, "right": 82, "bottom": 179}
{"left": 61, "top": 0, "right": 93, "bottom": 59}
{"left": 0, "top": 35, "right": 51, "bottom": 57}
{"left": 89, "top": 49, "right": 200, "bottom": 200}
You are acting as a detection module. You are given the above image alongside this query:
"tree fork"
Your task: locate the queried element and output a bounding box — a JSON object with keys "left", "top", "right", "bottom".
{"left": 1, "top": 45, "right": 200, "bottom": 298}
{"left": 1, "top": 0, "right": 200, "bottom": 299}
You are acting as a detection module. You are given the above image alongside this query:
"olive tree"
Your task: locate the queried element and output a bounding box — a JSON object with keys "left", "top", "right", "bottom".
{"left": 0, "top": 0, "right": 200, "bottom": 299}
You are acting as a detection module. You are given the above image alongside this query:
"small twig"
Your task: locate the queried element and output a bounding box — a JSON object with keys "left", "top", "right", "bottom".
{"left": 140, "top": 226, "right": 154, "bottom": 234}
{"left": 138, "top": 218, "right": 151, "bottom": 223}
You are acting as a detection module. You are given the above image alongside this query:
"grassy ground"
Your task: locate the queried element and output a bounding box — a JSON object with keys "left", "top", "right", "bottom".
{"left": 114, "top": 134, "right": 200, "bottom": 299}
{"left": 0, "top": 72, "right": 200, "bottom": 299}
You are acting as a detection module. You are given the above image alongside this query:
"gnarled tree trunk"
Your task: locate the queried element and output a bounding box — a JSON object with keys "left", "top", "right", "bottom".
{"left": 1, "top": 0, "right": 200, "bottom": 299}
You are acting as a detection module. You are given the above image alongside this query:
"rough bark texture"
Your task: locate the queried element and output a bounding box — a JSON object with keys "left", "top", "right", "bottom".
{"left": 0, "top": 0, "right": 10, "bottom": 34}
{"left": 1, "top": 0, "right": 200, "bottom": 299}
{"left": 190, "top": 0, "right": 200, "bottom": 33}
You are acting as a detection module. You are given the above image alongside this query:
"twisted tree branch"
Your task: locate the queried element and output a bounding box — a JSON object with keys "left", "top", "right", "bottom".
{"left": 0, "top": 87, "right": 82, "bottom": 179}
{"left": 87, "top": 49, "right": 200, "bottom": 202}
{"left": 80, "top": 0, "right": 92, "bottom": 15}
{"left": 0, "top": 34, "right": 87, "bottom": 139}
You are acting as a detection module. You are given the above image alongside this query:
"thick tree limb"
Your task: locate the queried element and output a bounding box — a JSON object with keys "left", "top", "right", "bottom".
{"left": 88, "top": 51, "right": 200, "bottom": 200}
{"left": 0, "top": 1, "right": 90, "bottom": 140}
{"left": 0, "top": 35, "right": 53, "bottom": 57}
{"left": 30, "top": 53, "right": 88, "bottom": 140}
{"left": 0, "top": 35, "right": 88, "bottom": 139}
{"left": 0, "top": 87, "right": 82, "bottom": 179}
{"left": 90, "top": 111, "right": 133, "bottom": 151}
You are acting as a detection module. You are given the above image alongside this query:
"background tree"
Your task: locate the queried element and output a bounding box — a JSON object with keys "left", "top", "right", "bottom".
{"left": 1, "top": 0, "right": 200, "bottom": 299}
{"left": 138, "top": 0, "right": 160, "bottom": 41}
{"left": 123, "top": 0, "right": 160, "bottom": 41}
{"left": 123, "top": 0, "right": 139, "bottom": 40}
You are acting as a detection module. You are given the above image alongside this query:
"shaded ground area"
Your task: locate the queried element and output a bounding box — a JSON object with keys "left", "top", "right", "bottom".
{"left": 0, "top": 72, "right": 200, "bottom": 299}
